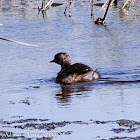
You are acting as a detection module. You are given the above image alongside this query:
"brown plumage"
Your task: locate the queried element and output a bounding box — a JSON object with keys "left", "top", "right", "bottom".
{"left": 50, "top": 52, "right": 100, "bottom": 84}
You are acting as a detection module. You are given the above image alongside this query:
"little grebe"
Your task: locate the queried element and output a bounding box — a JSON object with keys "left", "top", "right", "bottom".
{"left": 50, "top": 52, "right": 100, "bottom": 84}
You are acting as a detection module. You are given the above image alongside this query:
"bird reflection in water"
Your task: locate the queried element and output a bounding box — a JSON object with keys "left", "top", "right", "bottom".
{"left": 55, "top": 82, "right": 95, "bottom": 104}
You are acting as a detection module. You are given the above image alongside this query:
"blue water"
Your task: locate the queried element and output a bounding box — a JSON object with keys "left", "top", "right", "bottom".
{"left": 0, "top": 0, "right": 140, "bottom": 139}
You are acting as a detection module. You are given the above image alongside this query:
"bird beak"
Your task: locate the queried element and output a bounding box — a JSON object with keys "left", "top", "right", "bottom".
{"left": 50, "top": 59, "right": 55, "bottom": 63}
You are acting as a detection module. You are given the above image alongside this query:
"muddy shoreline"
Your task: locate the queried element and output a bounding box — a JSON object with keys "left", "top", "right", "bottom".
{"left": 1, "top": 118, "right": 140, "bottom": 140}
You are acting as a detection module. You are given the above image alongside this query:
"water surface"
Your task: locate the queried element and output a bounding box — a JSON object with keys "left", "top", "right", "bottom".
{"left": 0, "top": 0, "right": 140, "bottom": 139}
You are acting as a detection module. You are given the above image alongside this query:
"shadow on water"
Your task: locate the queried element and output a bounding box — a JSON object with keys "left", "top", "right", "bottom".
{"left": 99, "top": 68, "right": 140, "bottom": 86}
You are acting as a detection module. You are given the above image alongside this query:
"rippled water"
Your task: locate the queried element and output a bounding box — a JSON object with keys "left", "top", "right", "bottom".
{"left": 0, "top": 0, "right": 140, "bottom": 139}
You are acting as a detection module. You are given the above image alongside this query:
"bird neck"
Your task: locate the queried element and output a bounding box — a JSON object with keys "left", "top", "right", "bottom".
{"left": 61, "top": 62, "right": 71, "bottom": 70}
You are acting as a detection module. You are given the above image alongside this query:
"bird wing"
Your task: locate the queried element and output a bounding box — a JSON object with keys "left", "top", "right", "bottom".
{"left": 59, "top": 63, "right": 93, "bottom": 76}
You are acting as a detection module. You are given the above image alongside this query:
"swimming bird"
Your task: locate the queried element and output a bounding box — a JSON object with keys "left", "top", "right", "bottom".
{"left": 50, "top": 52, "right": 100, "bottom": 84}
